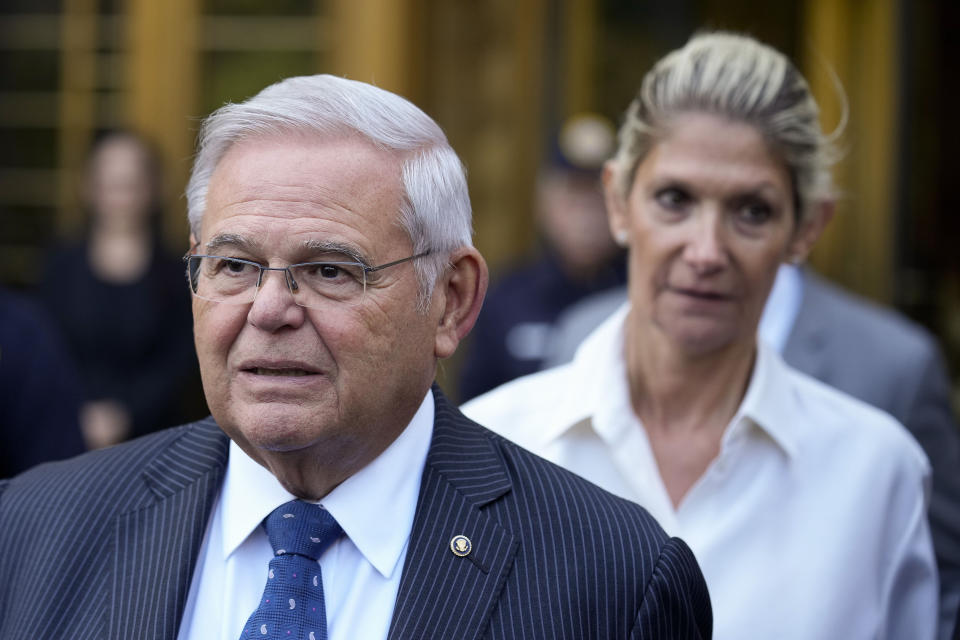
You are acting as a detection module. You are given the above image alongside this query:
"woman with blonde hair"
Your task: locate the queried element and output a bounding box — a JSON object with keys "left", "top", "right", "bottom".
{"left": 464, "top": 32, "right": 936, "bottom": 639}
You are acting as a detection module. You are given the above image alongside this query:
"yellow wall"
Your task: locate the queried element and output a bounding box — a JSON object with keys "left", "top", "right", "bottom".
{"left": 803, "top": 0, "right": 899, "bottom": 303}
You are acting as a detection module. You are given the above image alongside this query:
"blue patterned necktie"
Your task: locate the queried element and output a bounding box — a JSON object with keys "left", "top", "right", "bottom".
{"left": 241, "top": 500, "right": 343, "bottom": 640}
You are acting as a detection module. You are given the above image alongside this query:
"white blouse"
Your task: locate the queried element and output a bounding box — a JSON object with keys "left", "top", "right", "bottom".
{"left": 463, "top": 304, "right": 937, "bottom": 640}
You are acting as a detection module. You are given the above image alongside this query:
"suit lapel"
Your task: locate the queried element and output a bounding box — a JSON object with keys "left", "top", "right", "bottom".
{"left": 782, "top": 270, "right": 831, "bottom": 380}
{"left": 388, "top": 387, "right": 519, "bottom": 640}
{"left": 109, "top": 419, "right": 229, "bottom": 640}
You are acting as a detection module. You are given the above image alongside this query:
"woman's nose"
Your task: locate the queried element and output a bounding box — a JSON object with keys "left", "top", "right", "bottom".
{"left": 682, "top": 213, "right": 728, "bottom": 274}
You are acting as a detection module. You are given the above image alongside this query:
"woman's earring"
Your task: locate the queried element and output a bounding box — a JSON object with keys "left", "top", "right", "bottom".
{"left": 614, "top": 229, "right": 629, "bottom": 247}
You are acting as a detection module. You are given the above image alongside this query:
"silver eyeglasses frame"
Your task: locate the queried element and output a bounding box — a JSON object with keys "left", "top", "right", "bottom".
{"left": 183, "top": 249, "right": 431, "bottom": 308}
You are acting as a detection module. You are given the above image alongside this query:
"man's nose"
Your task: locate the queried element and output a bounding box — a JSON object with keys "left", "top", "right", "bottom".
{"left": 247, "top": 267, "right": 305, "bottom": 331}
{"left": 682, "top": 211, "right": 728, "bottom": 274}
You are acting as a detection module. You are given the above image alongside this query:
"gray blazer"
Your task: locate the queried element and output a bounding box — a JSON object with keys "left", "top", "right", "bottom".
{"left": 546, "top": 271, "right": 960, "bottom": 636}
{"left": 785, "top": 272, "right": 960, "bottom": 637}
{"left": 0, "top": 387, "right": 712, "bottom": 639}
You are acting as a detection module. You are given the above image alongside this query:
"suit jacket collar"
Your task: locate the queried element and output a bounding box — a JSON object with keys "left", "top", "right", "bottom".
{"left": 106, "top": 389, "right": 517, "bottom": 639}
{"left": 110, "top": 418, "right": 229, "bottom": 639}
{"left": 420, "top": 385, "right": 512, "bottom": 507}
{"left": 388, "top": 384, "right": 519, "bottom": 640}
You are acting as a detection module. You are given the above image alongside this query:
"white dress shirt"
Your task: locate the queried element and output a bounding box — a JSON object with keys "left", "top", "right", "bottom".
{"left": 463, "top": 307, "right": 938, "bottom": 640}
{"left": 177, "top": 389, "right": 434, "bottom": 640}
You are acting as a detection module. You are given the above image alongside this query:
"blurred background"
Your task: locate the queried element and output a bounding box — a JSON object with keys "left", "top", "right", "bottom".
{"left": 1, "top": 0, "right": 958, "bottom": 404}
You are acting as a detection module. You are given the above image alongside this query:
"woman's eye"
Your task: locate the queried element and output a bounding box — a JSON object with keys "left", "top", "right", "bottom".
{"left": 738, "top": 202, "right": 774, "bottom": 225}
{"left": 655, "top": 188, "right": 690, "bottom": 209}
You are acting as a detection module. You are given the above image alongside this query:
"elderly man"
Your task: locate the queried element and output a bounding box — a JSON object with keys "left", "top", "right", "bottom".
{"left": 0, "top": 76, "right": 711, "bottom": 639}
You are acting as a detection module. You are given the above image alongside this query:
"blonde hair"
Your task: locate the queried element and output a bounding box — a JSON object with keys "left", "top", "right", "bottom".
{"left": 610, "top": 31, "right": 840, "bottom": 221}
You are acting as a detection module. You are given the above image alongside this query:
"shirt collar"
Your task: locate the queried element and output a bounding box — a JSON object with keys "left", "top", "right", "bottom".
{"left": 531, "top": 302, "right": 633, "bottom": 449}
{"left": 727, "top": 341, "right": 799, "bottom": 457}
{"left": 219, "top": 388, "right": 435, "bottom": 580}
{"left": 560, "top": 303, "right": 798, "bottom": 458}
{"left": 758, "top": 263, "right": 804, "bottom": 352}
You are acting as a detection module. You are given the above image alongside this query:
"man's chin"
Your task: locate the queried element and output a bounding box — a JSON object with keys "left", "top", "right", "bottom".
{"left": 219, "top": 403, "right": 335, "bottom": 454}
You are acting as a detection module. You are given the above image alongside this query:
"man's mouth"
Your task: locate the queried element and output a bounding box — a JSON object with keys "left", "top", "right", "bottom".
{"left": 249, "top": 367, "right": 316, "bottom": 377}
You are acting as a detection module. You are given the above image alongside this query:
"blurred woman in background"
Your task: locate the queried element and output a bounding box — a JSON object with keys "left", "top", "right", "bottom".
{"left": 464, "top": 32, "right": 937, "bottom": 639}
{"left": 40, "top": 131, "right": 201, "bottom": 449}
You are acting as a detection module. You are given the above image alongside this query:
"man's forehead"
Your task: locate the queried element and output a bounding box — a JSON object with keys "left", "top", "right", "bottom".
{"left": 200, "top": 134, "right": 407, "bottom": 254}
{"left": 203, "top": 232, "right": 367, "bottom": 262}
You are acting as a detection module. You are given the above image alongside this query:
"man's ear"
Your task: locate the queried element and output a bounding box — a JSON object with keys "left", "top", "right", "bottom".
{"left": 434, "top": 247, "right": 488, "bottom": 359}
{"left": 189, "top": 232, "right": 198, "bottom": 248}
{"left": 602, "top": 162, "right": 630, "bottom": 247}
{"left": 786, "top": 200, "right": 834, "bottom": 264}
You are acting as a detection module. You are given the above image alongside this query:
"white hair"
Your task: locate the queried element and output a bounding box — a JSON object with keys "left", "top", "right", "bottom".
{"left": 610, "top": 31, "right": 841, "bottom": 222}
{"left": 186, "top": 74, "right": 473, "bottom": 307}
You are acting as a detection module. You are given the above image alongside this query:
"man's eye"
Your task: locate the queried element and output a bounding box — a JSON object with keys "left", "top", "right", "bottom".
{"left": 300, "top": 262, "right": 362, "bottom": 282}
{"left": 207, "top": 257, "right": 255, "bottom": 276}
{"left": 224, "top": 259, "right": 249, "bottom": 273}
{"left": 319, "top": 264, "right": 343, "bottom": 279}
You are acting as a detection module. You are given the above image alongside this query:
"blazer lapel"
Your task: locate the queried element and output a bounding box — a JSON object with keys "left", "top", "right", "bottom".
{"left": 388, "top": 387, "right": 519, "bottom": 640}
{"left": 109, "top": 419, "right": 229, "bottom": 640}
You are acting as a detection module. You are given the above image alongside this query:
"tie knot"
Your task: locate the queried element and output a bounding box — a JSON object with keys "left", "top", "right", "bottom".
{"left": 264, "top": 500, "right": 342, "bottom": 561}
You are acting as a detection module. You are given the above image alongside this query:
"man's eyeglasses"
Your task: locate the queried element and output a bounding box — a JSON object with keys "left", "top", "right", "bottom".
{"left": 184, "top": 251, "right": 430, "bottom": 308}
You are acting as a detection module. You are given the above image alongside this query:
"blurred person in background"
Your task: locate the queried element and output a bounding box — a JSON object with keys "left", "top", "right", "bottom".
{"left": 38, "top": 131, "right": 201, "bottom": 449}
{"left": 0, "top": 286, "right": 85, "bottom": 477}
{"left": 458, "top": 114, "right": 627, "bottom": 400}
{"left": 464, "top": 31, "right": 938, "bottom": 639}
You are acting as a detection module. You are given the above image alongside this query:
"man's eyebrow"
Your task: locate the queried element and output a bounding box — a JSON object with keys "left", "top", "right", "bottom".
{"left": 205, "top": 233, "right": 256, "bottom": 253}
{"left": 301, "top": 239, "right": 368, "bottom": 265}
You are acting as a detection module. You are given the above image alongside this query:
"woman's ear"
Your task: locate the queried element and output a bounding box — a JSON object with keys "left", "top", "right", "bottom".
{"left": 434, "top": 247, "right": 488, "bottom": 359}
{"left": 787, "top": 200, "right": 834, "bottom": 264}
{"left": 603, "top": 162, "right": 630, "bottom": 247}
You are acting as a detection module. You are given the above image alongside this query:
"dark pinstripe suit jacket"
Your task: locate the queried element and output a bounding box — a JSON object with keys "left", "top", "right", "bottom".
{"left": 0, "top": 387, "right": 711, "bottom": 639}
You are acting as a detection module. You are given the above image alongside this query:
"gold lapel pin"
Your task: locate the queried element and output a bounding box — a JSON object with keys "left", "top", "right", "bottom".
{"left": 450, "top": 534, "right": 472, "bottom": 557}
